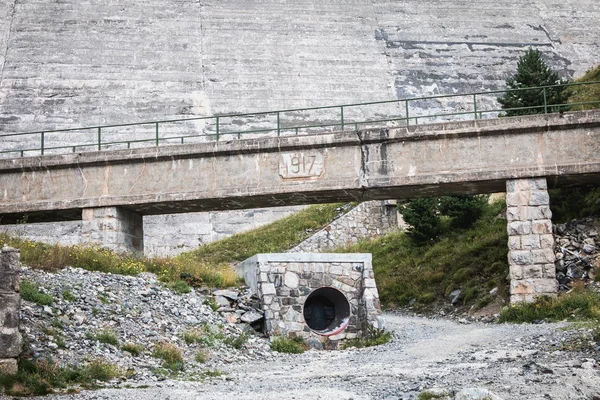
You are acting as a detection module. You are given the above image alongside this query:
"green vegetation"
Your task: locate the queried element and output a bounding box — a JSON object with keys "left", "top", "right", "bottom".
{"left": 342, "top": 199, "right": 509, "bottom": 310}
{"left": 184, "top": 203, "right": 347, "bottom": 265}
{"left": 194, "top": 350, "right": 210, "bottom": 363}
{"left": 164, "top": 280, "right": 192, "bottom": 295}
{"left": 92, "top": 329, "right": 119, "bottom": 346}
{"left": 565, "top": 64, "right": 600, "bottom": 111}
{"left": 417, "top": 391, "right": 451, "bottom": 400}
{"left": 499, "top": 286, "right": 600, "bottom": 323}
{"left": 549, "top": 185, "right": 600, "bottom": 223}
{"left": 270, "top": 336, "right": 307, "bottom": 354}
{"left": 121, "top": 343, "right": 144, "bottom": 356}
{"left": 61, "top": 290, "right": 77, "bottom": 302}
{"left": 152, "top": 342, "right": 184, "bottom": 372}
{"left": 343, "top": 326, "right": 392, "bottom": 349}
{"left": 398, "top": 195, "right": 488, "bottom": 243}
{"left": 20, "top": 280, "right": 53, "bottom": 306}
{"left": 1, "top": 203, "right": 346, "bottom": 291}
{"left": 498, "top": 48, "right": 569, "bottom": 116}
{"left": 0, "top": 358, "right": 122, "bottom": 396}
{"left": 182, "top": 325, "right": 225, "bottom": 348}
{"left": 224, "top": 332, "right": 248, "bottom": 350}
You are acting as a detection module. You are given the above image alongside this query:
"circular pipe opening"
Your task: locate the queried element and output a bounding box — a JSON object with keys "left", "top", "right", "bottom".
{"left": 303, "top": 287, "right": 351, "bottom": 336}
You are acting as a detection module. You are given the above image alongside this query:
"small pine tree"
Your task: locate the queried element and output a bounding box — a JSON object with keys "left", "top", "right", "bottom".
{"left": 397, "top": 197, "right": 441, "bottom": 244}
{"left": 498, "top": 48, "right": 569, "bottom": 116}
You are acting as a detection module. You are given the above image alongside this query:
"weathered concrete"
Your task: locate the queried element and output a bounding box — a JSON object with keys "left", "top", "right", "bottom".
{"left": 0, "top": 246, "right": 21, "bottom": 375}
{"left": 0, "top": 111, "right": 598, "bottom": 224}
{"left": 506, "top": 178, "right": 558, "bottom": 303}
{"left": 81, "top": 207, "right": 144, "bottom": 254}
{"left": 1, "top": 0, "right": 598, "bottom": 255}
{"left": 237, "top": 253, "right": 382, "bottom": 349}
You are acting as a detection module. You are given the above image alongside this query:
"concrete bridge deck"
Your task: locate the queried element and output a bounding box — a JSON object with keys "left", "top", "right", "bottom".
{"left": 0, "top": 110, "right": 598, "bottom": 223}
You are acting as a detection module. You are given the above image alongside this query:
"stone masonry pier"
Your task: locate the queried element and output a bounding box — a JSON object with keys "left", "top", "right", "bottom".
{"left": 0, "top": 247, "right": 21, "bottom": 375}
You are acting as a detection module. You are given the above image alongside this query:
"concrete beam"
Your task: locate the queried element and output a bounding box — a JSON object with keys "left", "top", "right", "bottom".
{"left": 0, "top": 111, "right": 599, "bottom": 223}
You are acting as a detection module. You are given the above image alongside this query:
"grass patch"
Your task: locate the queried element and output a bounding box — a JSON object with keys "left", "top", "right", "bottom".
{"left": 165, "top": 280, "right": 191, "bottom": 295}
{"left": 20, "top": 280, "right": 53, "bottom": 306}
{"left": 270, "top": 336, "right": 306, "bottom": 354}
{"left": 182, "top": 203, "right": 348, "bottom": 265}
{"left": 61, "top": 290, "right": 77, "bottom": 302}
{"left": 223, "top": 332, "right": 248, "bottom": 350}
{"left": 152, "top": 342, "right": 184, "bottom": 372}
{"left": 0, "top": 358, "right": 122, "bottom": 396}
{"left": 499, "top": 286, "right": 600, "bottom": 323}
{"left": 91, "top": 329, "right": 119, "bottom": 346}
{"left": 418, "top": 390, "right": 452, "bottom": 400}
{"left": 121, "top": 343, "right": 144, "bottom": 356}
{"left": 338, "top": 199, "right": 509, "bottom": 310}
{"left": 1, "top": 203, "right": 347, "bottom": 290}
{"left": 565, "top": 65, "right": 600, "bottom": 111}
{"left": 195, "top": 350, "right": 210, "bottom": 363}
{"left": 343, "top": 326, "right": 392, "bottom": 349}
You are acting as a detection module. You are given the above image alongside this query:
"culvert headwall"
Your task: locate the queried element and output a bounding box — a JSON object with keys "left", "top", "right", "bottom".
{"left": 236, "top": 253, "right": 383, "bottom": 349}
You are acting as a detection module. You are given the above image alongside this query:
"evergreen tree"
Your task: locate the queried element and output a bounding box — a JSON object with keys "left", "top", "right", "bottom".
{"left": 498, "top": 48, "right": 569, "bottom": 116}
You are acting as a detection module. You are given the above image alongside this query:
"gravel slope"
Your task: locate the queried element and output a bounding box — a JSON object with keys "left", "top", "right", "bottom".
{"left": 25, "top": 313, "right": 600, "bottom": 400}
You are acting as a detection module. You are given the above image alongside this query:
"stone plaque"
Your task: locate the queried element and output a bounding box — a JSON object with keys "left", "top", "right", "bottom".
{"left": 279, "top": 152, "right": 324, "bottom": 179}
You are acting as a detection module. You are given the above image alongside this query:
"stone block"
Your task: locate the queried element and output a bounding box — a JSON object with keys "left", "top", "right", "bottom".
{"left": 506, "top": 192, "right": 529, "bottom": 207}
{"left": 0, "top": 332, "right": 22, "bottom": 358}
{"left": 529, "top": 191, "right": 550, "bottom": 206}
{"left": 542, "top": 263, "right": 556, "bottom": 279}
{"left": 522, "top": 265, "right": 544, "bottom": 279}
{"left": 508, "top": 236, "right": 521, "bottom": 250}
{"left": 509, "top": 265, "right": 524, "bottom": 280}
{"left": 509, "top": 250, "right": 532, "bottom": 266}
{"left": 531, "top": 248, "right": 555, "bottom": 264}
{"left": 531, "top": 206, "right": 552, "bottom": 220}
{"left": 520, "top": 234, "right": 541, "bottom": 250}
{"left": 539, "top": 234, "right": 555, "bottom": 248}
{"left": 507, "top": 221, "right": 532, "bottom": 235}
{"left": 0, "top": 359, "right": 18, "bottom": 375}
{"left": 531, "top": 220, "right": 552, "bottom": 235}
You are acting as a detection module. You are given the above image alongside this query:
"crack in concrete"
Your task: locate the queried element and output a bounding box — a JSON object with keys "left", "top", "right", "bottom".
{"left": 356, "top": 130, "right": 368, "bottom": 201}
{"left": 0, "top": 0, "right": 17, "bottom": 84}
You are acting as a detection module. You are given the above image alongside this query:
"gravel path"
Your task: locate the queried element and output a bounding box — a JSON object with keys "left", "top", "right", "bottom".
{"left": 26, "top": 313, "right": 600, "bottom": 400}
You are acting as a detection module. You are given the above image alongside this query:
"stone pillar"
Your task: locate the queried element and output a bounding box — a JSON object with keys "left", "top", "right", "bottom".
{"left": 0, "top": 246, "right": 22, "bottom": 375}
{"left": 506, "top": 178, "right": 558, "bottom": 303}
{"left": 81, "top": 207, "right": 144, "bottom": 254}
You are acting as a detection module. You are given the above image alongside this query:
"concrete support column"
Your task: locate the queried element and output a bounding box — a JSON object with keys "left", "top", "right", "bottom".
{"left": 81, "top": 207, "right": 144, "bottom": 254}
{"left": 506, "top": 178, "right": 558, "bottom": 303}
{"left": 0, "top": 246, "right": 22, "bottom": 375}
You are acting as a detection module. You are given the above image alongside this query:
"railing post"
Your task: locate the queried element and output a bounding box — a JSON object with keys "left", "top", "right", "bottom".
{"left": 40, "top": 132, "right": 44, "bottom": 155}
{"left": 155, "top": 122, "right": 159, "bottom": 146}
{"left": 473, "top": 94, "right": 478, "bottom": 120}
{"left": 277, "top": 112, "right": 281, "bottom": 136}
{"left": 340, "top": 106, "right": 344, "bottom": 131}
{"left": 543, "top": 87, "right": 548, "bottom": 114}
{"left": 97, "top": 127, "right": 101, "bottom": 151}
{"left": 405, "top": 100, "right": 410, "bottom": 126}
{"left": 215, "top": 117, "right": 219, "bottom": 141}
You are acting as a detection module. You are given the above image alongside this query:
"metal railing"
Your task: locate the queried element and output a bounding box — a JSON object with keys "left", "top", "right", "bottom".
{"left": 0, "top": 81, "right": 598, "bottom": 158}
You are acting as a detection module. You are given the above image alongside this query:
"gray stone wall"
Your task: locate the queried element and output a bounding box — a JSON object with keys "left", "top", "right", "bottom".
{"left": 81, "top": 207, "right": 144, "bottom": 254}
{"left": 237, "top": 253, "right": 382, "bottom": 350}
{"left": 289, "top": 201, "right": 398, "bottom": 253}
{"left": 0, "top": 246, "right": 21, "bottom": 375}
{"left": 506, "top": 178, "right": 558, "bottom": 303}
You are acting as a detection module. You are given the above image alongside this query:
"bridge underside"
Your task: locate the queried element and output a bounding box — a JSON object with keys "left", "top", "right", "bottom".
{"left": 1, "top": 173, "right": 598, "bottom": 224}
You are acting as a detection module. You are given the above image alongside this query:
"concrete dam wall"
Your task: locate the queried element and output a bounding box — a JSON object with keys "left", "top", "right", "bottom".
{"left": 0, "top": 0, "right": 598, "bottom": 255}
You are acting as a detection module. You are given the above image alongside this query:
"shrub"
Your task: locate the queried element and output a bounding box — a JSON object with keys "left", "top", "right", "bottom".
{"left": 499, "top": 288, "right": 600, "bottom": 323}
{"left": 270, "top": 336, "right": 306, "bottom": 354}
{"left": 498, "top": 48, "right": 570, "bottom": 116}
{"left": 121, "top": 343, "right": 144, "bottom": 356}
{"left": 61, "top": 290, "right": 77, "bottom": 302}
{"left": 398, "top": 197, "right": 441, "bottom": 243}
{"left": 93, "top": 329, "right": 119, "bottom": 346}
{"left": 195, "top": 350, "right": 210, "bottom": 363}
{"left": 438, "top": 195, "right": 488, "bottom": 229}
{"left": 165, "top": 280, "right": 191, "bottom": 295}
{"left": 20, "top": 280, "right": 53, "bottom": 306}
{"left": 343, "top": 326, "right": 392, "bottom": 349}
{"left": 224, "top": 333, "right": 248, "bottom": 349}
{"left": 152, "top": 343, "right": 184, "bottom": 371}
